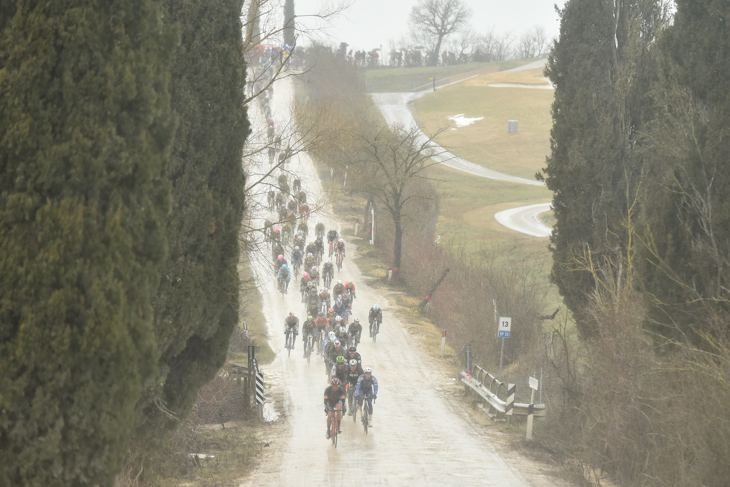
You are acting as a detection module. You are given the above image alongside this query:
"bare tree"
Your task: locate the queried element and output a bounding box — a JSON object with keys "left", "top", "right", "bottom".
{"left": 516, "top": 25, "right": 549, "bottom": 59}
{"left": 408, "top": 0, "right": 471, "bottom": 66}
{"left": 473, "top": 28, "right": 513, "bottom": 62}
{"left": 350, "top": 125, "right": 448, "bottom": 271}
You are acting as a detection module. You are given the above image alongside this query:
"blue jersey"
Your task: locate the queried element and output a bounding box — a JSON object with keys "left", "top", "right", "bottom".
{"left": 356, "top": 374, "right": 378, "bottom": 397}
{"left": 277, "top": 267, "right": 291, "bottom": 280}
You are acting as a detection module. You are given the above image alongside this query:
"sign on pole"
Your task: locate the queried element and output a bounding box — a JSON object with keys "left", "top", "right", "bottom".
{"left": 498, "top": 317, "right": 511, "bottom": 338}
{"left": 529, "top": 376, "right": 539, "bottom": 391}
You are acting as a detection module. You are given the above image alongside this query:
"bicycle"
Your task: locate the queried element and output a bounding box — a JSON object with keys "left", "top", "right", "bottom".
{"left": 305, "top": 333, "right": 314, "bottom": 363}
{"left": 285, "top": 328, "right": 295, "bottom": 357}
{"left": 359, "top": 394, "right": 374, "bottom": 434}
{"left": 347, "top": 385, "right": 357, "bottom": 422}
{"left": 278, "top": 276, "right": 289, "bottom": 295}
{"left": 371, "top": 317, "right": 380, "bottom": 343}
{"left": 323, "top": 270, "right": 332, "bottom": 288}
{"left": 292, "top": 259, "right": 301, "bottom": 276}
{"left": 329, "top": 403, "right": 343, "bottom": 447}
{"left": 349, "top": 331, "right": 360, "bottom": 348}
{"left": 328, "top": 240, "right": 335, "bottom": 257}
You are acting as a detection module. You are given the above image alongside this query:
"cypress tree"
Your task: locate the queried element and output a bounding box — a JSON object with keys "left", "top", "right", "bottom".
{"left": 641, "top": 0, "right": 730, "bottom": 345}
{"left": 0, "top": 1, "right": 175, "bottom": 485}
{"left": 133, "top": 0, "right": 248, "bottom": 442}
{"left": 284, "top": 0, "right": 296, "bottom": 46}
{"left": 541, "top": 0, "right": 661, "bottom": 337}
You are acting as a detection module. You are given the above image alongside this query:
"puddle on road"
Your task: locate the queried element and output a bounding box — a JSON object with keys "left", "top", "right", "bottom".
{"left": 262, "top": 402, "right": 280, "bottom": 422}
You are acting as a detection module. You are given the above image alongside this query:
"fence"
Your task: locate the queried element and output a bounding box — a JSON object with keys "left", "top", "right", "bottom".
{"left": 461, "top": 364, "right": 545, "bottom": 421}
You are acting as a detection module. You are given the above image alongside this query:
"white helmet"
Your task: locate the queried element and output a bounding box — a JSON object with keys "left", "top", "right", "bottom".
{"left": 294, "top": 246, "right": 299, "bottom": 251}
{"left": 329, "top": 332, "right": 336, "bottom": 340}
{"left": 339, "top": 238, "right": 344, "bottom": 243}
{"left": 335, "top": 316, "right": 342, "bottom": 322}
{"left": 364, "top": 367, "right": 372, "bottom": 373}
{"left": 337, "top": 280, "right": 342, "bottom": 285}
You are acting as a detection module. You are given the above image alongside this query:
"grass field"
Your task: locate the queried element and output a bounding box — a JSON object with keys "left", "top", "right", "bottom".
{"left": 363, "top": 59, "right": 536, "bottom": 93}
{"left": 411, "top": 67, "right": 553, "bottom": 180}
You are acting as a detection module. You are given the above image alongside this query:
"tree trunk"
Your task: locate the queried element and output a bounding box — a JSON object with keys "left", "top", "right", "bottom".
{"left": 393, "top": 209, "right": 403, "bottom": 271}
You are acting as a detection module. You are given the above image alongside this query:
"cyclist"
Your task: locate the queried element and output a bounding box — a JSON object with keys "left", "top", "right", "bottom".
{"left": 334, "top": 322, "right": 348, "bottom": 345}
{"left": 324, "top": 378, "right": 346, "bottom": 438}
{"left": 319, "top": 287, "right": 331, "bottom": 311}
{"left": 304, "top": 252, "right": 316, "bottom": 270}
{"left": 345, "top": 359, "right": 364, "bottom": 415}
{"left": 327, "top": 339, "right": 347, "bottom": 367}
{"left": 348, "top": 318, "right": 363, "bottom": 346}
{"left": 314, "top": 312, "right": 329, "bottom": 352}
{"left": 346, "top": 344, "right": 362, "bottom": 364}
{"left": 322, "top": 259, "right": 335, "bottom": 284}
{"left": 284, "top": 312, "right": 299, "bottom": 346}
{"left": 309, "top": 265, "right": 320, "bottom": 286}
{"left": 344, "top": 280, "right": 357, "bottom": 299}
{"left": 331, "top": 355, "right": 349, "bottom": 383}
{"left": 326, "top": 307, "right": 337, "bottom": 324}
{"left": 290, "top": 246, "right": 302, "bottom": 269}
{"left": 306, "top": 283, "right": 319, "bottom": 308}
{"left": 332, "top": 280, "right": 345, "bottom": 301}
{"left": 277, "top": 264, "right": 291, "bottom": 292}
{"left": 315, "top": 221, "right": 326, "bottom": 238}
{"left": 341, "top": 291, "right": 353, "bottom": 320}
{"left": 356, "top": 367, "right": 379, "bottom": 427}
{"left": 333, "top": 299, "right": 347, "bottom": 320}
{"left": 301, "top": 315, "right": 317, "bottom": 357}
{"left": 300, "top": 271, "right": 310, "bottom": 302}
{"left": 368, "top": 304, "right": 382, "bottom": 337}
{"left": 314, "top": 234, "right": 325, "bottom": 261}
{"left": 327, "top": 227, "right": 339, "bottom": 246}
{"left": 274, "top": 253, "right": 286, "bottom": 275}
{"left": 305, "top": 241, "right": 317, "bottom": 257}
{"left": 322, "top": 331, "right": 337, "bottom": 357}
{"left": 335, "top": 238, "right": 346, "bottom": 258}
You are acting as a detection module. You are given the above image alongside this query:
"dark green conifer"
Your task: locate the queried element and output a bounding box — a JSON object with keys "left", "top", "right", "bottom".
{"left": 0, "top": 1, "right": 175, "bottom": 485}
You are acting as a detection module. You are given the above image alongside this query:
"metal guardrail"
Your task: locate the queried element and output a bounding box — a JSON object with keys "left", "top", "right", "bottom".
{"left": 461, "top": 365, "right": 545, "bottom": 419}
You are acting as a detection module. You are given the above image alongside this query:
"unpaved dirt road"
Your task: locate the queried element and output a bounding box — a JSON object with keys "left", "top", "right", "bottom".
{"left": 239, "top": 77, "right": 567, "bottom": 486}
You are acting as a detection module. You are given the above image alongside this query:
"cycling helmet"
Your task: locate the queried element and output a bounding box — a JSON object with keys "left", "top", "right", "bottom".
{"left": 307, "top": 315, "right": 313, "bottom": 320}
{"left": 327, "top": 259, "right": 331, "bottom": 264}
{"left": 338, "top": 280, "right": 342, "bottom": 285}
{"left": 322, "top": 287, "right": 328, "bottom": 292}
{"left": 335, "top": 316, "right": 342, "bottom": 322}
{"left": 303, "top": 272, "right": 309, "bottom": 278}
{"left": 311, "top": 266, "right": 317, "bottom": 272}
{"left": 329, "top": 332, "right": 336, "bottom": 340}
{"left": 364, "top": 367, "right": 372, "bottom": 373}
{"left": 331, "top": 227, "right": 336, "bottom": 231}
{"left": 336, "top": 298, "right": 342, "bottom": 305}
{"left": 331, "top": 378, "right": 341, "bottom": 387}
{"left": 349, "top": 359, "right": 358, "bottom": 366}
{"left": 329, "top": 307, "right": 334, "bottom": 313}
{"left": 334, "top": 340, "right": 340, "bottom": 346}
{"left": 307, "top": 252, "right": 313, "bottom": 257}
{"left": 339, "top": 239, "right": 344, "bottom": 243}
{"left": 281, "top": 264, "right": 287, "bottom": 269}
{"left": 273, "top": 226, "right": 279, "bottom": 231}
{"left": 348, "top": 346, "right": 357, "bottom": 352}
{"left": 307, "top": 281, "right": 313, "bottom": 287}
{"left": 354, "top": 318, "right": 360, "bottom": 322}
{"left": 277, "top": 255, "right": 283, "bottom": 260}
{"left": 373, "top": 304, "right": 379, "bottom": 310}
{"left": 294, "top": 246, "right": 299, "bottom": 251}
{"left": 289, "top": 311, "right": 294, "bottom": 317}
{"left": 336, "top": 355, "right": 345, "bottom": 363}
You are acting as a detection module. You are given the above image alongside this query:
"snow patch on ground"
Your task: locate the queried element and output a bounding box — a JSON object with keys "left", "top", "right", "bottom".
{"left": 448, "top": 113, "right": 484, "bottom": 128}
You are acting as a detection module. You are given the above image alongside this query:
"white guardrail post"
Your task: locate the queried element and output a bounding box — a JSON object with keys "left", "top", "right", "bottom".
{"left": 255, "top": 370, "right": 265, "bottom": 422}
{"left": 460, "top": 365, "right": 546, "bottom": 421}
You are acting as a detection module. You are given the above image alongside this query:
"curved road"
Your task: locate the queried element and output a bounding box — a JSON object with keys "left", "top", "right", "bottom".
{"left": 371, "top": 61, "right": 553, "bottom": 238}
{"left": 240, "top": 78, "right": 566, "bottom": 486}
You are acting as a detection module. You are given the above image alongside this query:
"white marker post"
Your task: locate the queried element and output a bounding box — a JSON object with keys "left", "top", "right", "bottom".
{"left": 526, "top": 376, "right": 538, "bottom": 440}
{"left": 498, "top": 317, "right": 511, "bottom": 380}
{"left": 440, "top": 330, "right": 447, "bottom": 357}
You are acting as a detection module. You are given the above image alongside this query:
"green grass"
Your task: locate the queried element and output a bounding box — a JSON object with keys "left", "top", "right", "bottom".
{"left": 411, "top": 68, "right": 553, "bottom": 180}
{"left": 363, "top": 59, "right": 537, "bottom": 93}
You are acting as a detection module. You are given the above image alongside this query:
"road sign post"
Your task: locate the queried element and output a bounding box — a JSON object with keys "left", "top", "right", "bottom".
{"left": 498, "top": 317, "right": 511, "bottom": 380}
{"left": 527, "top": 376, "right": 538, "bottom": 440}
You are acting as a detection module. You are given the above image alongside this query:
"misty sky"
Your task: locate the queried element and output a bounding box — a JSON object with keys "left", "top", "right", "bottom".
{"left": 295, "top": 0, "right": 567, "bottom": 51}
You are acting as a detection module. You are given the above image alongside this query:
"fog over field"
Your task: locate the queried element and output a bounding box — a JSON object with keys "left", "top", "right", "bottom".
{"left": 296, "top": 0, "right": 566, "bottom": 50}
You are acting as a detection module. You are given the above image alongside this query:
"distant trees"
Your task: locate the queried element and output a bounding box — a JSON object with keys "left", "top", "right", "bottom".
{"left": 409, "top": 0, "right": 471, "bottom": 65}
{"left": 0, "top": 1, "right": 175, "bottom": 484}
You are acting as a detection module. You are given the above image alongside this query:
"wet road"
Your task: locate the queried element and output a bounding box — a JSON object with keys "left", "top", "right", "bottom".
{"left": 239, "top": 77, "right": 565, "bottom": 486}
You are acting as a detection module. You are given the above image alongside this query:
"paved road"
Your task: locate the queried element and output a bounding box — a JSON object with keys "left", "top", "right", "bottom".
{"left": 239, "top": 77, "right": 566, "bottom": 486}
{"left": 371, "top": 60, "right": 553, "bottom": 238}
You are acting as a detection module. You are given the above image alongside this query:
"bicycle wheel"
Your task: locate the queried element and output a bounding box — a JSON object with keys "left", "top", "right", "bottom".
{"left": 362, "top": 402, "right": 369, "bottom": 434}
{"left": 307, "top": 337, "right": 312, "bottom": 363}
{"left": 286, "top": 334, "right": 292, "bottom": 357}
{"left": 331, "top": 416, "right": 338, "bottom": 448}
{"left": 351, "top": 394, "right": 357, "bottom": 423}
